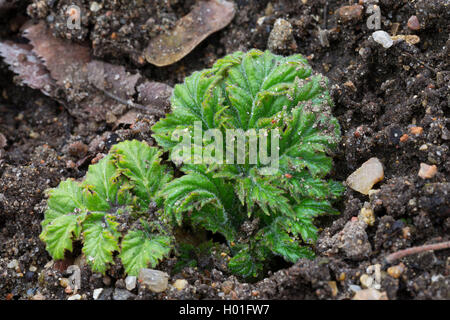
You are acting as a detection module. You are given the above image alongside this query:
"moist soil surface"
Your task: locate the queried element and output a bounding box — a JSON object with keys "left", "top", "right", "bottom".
{"left": 0, "top": 0, "right": 449, "bottom": 300}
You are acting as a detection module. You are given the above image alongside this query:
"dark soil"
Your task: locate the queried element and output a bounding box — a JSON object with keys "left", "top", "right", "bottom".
{"left": 0, "top": 0, "right": 449, "bottom": 300}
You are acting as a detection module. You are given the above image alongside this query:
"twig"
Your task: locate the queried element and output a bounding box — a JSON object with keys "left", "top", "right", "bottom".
{"left": 385, "top": 241, "right": 450, "bottom": 264}
{"left": 400, "top": 50, "right": 437, "bottom": 75}
{"left": 97, "top": 87, "right": 166, "bottom": 117}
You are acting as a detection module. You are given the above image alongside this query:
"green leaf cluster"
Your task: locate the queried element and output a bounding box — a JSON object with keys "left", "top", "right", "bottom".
{"left": 152, "top": 49, "right": 343, "bottom": 279}
{"left": 40, "top": 140, "right": 173, "bottom": 276}
{"left": 41, "top": 50, "right": 343, "bottom": 279}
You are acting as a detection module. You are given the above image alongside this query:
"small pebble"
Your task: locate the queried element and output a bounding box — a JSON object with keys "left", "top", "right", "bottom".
{"left": 353, "top": 288, "right": 388, "bottom": 300}
{"left": 418, "top": 163, "right": 437, "bottom": 179}
{"left": 90, "top": 2, "right": 102, "bottom": 12}
{"left": 346, "top": 157, "right": 384, "bottom": 195}
{"left": 68, "top": 141, "right": 88, "bottom": 157}
{"left": 138, "top": 269, "right": 169, "bottom": 293}
{"left": 93, "top": 288, "right": 103, "bottom": 300}
{"left": 267, "top": 18, "right": 295, "bottom": 52}
{"left": 359, "top": 274, "right": 374, "bottom": 289}
{"left": 349, "top": 285, "right": 361, "bottom": 292}
{"left": 337, "top": 5, "right": 363, "bottom": 22}
{"left": 173, "top": 279, "right": 188, "bottom": 291}
{"left": 67, "top": 294, "right": 81, "bottom": 300}
{"left": 328, "top": 281, "right": 338, "bottom": 297}
{"left": 125, "top": 276, "right": 137, "bottom": 291}
{"left": 113, "top": 288, "right": 136, "bottom": 300}
{"left": 32, "top": 293, "right": 46, "bottom": 300}
{"left": 407, "top": 16, "right": 420, "bottom": 31}
{"left": 372, "top": 31, "right": 393, "bottom": 49}
{"left": 7, "top": 259, "right": 19, "bottom": 269}
{"left": 221, "top": 280, "right": 234, "bottom": 295}
{"left": 391, "top": 35, "right": 420, "bottom": 45}
{"left": 409, "top": 126, "right": 424, "bottom": 135}
{"left": 387, "top": 263, "right": 406, "bottom": 279}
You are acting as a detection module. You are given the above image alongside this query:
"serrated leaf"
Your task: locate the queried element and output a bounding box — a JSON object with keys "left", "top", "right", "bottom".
{"left": 295, "top": 199, "right": 339, "bottom": 217}
{"left": 120, "top": 229, "right": 172, "bottom": 276}
{"left": 40, "top": 213, "right": 85, "bottom": 260}
{"left": 228, "top": 246, "right": 265, "bottom": 279}
{"left": 112, "top": 140, "right": 172, "bottom": 207}
{"left": 160, "top": 165, "right": 238, "bottom": 238}
{"left": 82, "top": 155, "right": 122, "bottom": 211}
{"left": 42, "top": 179, "right": 87, "bottom": 228}
{"left": 82, "top": 213, "right": 120, "bottom": 274}
{"left": 152, "top": 49, "right": 343, "bottom": 279}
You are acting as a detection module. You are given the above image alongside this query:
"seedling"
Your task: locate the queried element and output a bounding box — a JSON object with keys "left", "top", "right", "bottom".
{"left": 41, "top": 50, "right": 343, "bottom": 279}
{"left": 40, "top": 140, "right": 173, "bottom": 276}
{"left": 153, "top": 49, "right": 344, "bottom": 278}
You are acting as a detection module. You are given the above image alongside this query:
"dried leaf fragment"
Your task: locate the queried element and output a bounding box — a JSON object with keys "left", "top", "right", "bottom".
{"left": 391, "top": 35, "right": 420, "bottom": 45}
{"left": 0, "top": 41, "right": 54, "bottom": 95}
{"left": 137, "top": 81, "right": 173, "bottom": 110}
{"left": 145, "top": 0, "right": 235, "bottom": 66}
{"left": 346, "top": 157, "right": 384, "bottom": 195}
{"left": 87, "top": 60, "right": 141, "bottom": 99}
{"left": 22, "top": 21, "right": 91, "bottom": 85}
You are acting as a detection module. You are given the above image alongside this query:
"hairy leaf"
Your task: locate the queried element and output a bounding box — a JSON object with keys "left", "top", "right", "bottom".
{"left": 120, "top": 229, "right": 172, "bottom": 276}
{"left": 41, "top": 140, "right": 172, "bottom": 274}
{"left": 153, "top": 49, "right": 342, "bottom": 279}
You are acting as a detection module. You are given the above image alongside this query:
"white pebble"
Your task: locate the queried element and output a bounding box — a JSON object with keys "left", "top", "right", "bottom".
{"left": 125, "top": 276, "right": 137, "bottom": 291}
{"left": 93, "top": 288, "right": 103, "bottom": 300}
{"left": 372, "top": 31, "right": 393, "bottom": 49}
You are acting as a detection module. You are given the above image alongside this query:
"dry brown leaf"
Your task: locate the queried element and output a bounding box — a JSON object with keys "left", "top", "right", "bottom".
{"left": 5, "top": 20, "right": 172, "bottom": 121}
{"left": 137, "top": 81, "right": 173, "bottom": 110}
{"left": 87, "top": 60, "right": 141, "bottom": 100}
{"left": 0, "top": 41, "right": 54, "bottom": 95}
{"left": 114, "top": 111, "right": 139, "bottom": 129}
{"left": 22, "top": 21, "right": 91, "bottom": 86}
{"left": 145, "top": 0, "right": 235, "bottom": 66}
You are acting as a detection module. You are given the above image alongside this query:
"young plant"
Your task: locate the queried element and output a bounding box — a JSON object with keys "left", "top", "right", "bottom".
{"left": 40, "top": 140, "right": 173, "bottom": 276}
{"left": 152, "top": 49, "right": 344, "bottom": 279}
{"left": 40, "top": 50, "right": 343, "bottom": 280}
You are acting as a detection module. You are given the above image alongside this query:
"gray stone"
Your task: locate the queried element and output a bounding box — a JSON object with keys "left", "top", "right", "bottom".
{"left": 113, "top": 288, "right": 136, "bottom": 300}
{"left": 125, "top": 276, "right": 137, "bottom": 291}
{"left": 372, "top": 31, "right": 393, "bottom": 49}
{"left": 138, "top": 269, "right": 169, "bottom": 293}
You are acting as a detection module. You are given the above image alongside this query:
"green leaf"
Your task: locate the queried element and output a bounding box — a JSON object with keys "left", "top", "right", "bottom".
{"left": 228, "top": 246, "right": 265, "bottom": 279}
{"left": 112, "top": 140, "right": 172, "bottom": 207}
{"left": 82, "top": 155, "right": 122, "bottom": 211}
{"left": 82, "top": 213, "right": 120, "bottom": 274}
{"left": 152, "top": 49, "right": 343, "bottom": 279}
{"left": 42, "top": 179, "right": 86, "bottom": 228}
{"left": 40, "top": 213, "right": 85, "bottom": 260}
{"left": 120, "top": 229, "right": 172, "bottom": 276}
{"left": 41, "top": 139, "right": 174, "bottom": 276}
{"left": 160, "top": 165, "right": 238, "bottom": 240}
